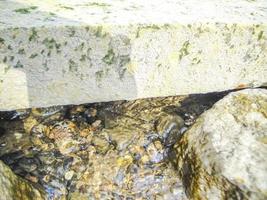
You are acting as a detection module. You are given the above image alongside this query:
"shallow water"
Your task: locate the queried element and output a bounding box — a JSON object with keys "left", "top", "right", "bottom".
{"left": 0, "top": 92, "right": 229, "bottom": 199}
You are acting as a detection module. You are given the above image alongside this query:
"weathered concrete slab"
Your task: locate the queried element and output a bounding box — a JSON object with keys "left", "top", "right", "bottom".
{"left": 0, "top": 0, "right": 266, "bottom": 110}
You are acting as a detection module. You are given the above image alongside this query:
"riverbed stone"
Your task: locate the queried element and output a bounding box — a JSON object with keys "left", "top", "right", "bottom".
{"left": 0, "top": 160, "right": 46, "bottom": 200}
{"left": 0, "top": 0, "right": 266, "bottom": 110}
{"left": 171, "top": 89, "right": 267, "bottom": 199}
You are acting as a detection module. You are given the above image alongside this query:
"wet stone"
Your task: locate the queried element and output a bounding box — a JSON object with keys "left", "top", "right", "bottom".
{"left": 0, "top": 160, "right": 46, "bottom": 200}
{"left": 92, "top": 135, "right": 111, "bottom": 154}
{"left": 64, "top": 170, "right": 74, "bottom": 181}
{"left": 171, "top": 89, "right": 267, "bottom": 199}
{"left": 155, "top": 113, "right": 185, "bottom": 146}
{"left": 0, "top": 92, "right": 232, "bottom": 199}
{"left": 0, "top": 109, "right": 30, "bottom": 121}
{"left": 31, "top": 106, "right": 66, "bottom": 119}
{"left": 18, "top": 157, "right": 39, "bottom": 172}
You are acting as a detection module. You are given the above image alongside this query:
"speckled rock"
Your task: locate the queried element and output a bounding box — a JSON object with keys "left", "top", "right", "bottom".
{"left": 171, "top": 89, "right": 267, "bottom": 200}
{"left": 0, "top": 160, "right": 46, "bottom": 200}
{"left": 0, "top": 0, "right": 266, "bottom": 110}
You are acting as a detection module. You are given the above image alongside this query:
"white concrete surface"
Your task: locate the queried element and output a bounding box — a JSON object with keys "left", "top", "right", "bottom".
{"left": 0, "top": 0, "right": 266, "bottom": 110}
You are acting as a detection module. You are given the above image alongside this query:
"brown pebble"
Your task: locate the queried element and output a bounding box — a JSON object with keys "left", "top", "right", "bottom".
{"left": 92, "top": 120, "right": 101, "bottom": 128}
{"left": 89, "top": 108, "right": 97, "bottom": 117}
{"left": 80, "top": 128, "right": 90, "bottom": 137}
{"left": 25, "top": 174, "right": 38, "bottom": 183}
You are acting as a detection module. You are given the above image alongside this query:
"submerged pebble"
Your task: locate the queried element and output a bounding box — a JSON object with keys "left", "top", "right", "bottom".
{"left": 0, "top": 93, "right": 228, "bottom": 199}
{"left": 64, "top": 170, "right": 74, "bottom": 180}
{"left": 155, "top": 113, "right": 185, "bottom": 146}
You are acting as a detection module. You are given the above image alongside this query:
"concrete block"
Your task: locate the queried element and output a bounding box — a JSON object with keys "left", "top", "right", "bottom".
{"left": 0, "top": 0, "right": 266, "bottom": 110}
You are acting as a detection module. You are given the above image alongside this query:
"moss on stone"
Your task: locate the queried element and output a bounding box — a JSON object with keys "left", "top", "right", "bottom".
{"left": 135, "top": 25, "right": 161, "bottom": 38}
{"left": 79, "top": 54, "right": 86, "bottom": 62}
{"left": 29, "top": 28, "right": 38, "bottom": 42}
{"left": 7, "top": 45, "right": 12, "bottom": 50}
{"left": 0, "top": 37, "right": 5, "bottom": 45}
{"left": 14, "top": 6, "right": 38, "bottom": 14}
{"left": 42, "top": 38, "right": 61, "bottom": 53}
{"left": 94, "top": 26, "right": 107, "bottom": 38}
{"left": 14, "top": 61, "right": 23, "bottom": 68}
{"left": 3, "top": 56, "right": 7, "bottom": 63}
{"left": 178, "top": 41, "right": 190, "bottom": 61}
{"left": 18, "top": 48, "right": 25, "bottom": 54}
{"left": 60, "top": 5, "right": 74, "bottom": 10}
{"left": 95, "top": 70, "right": 104, "bottom": 82}
{"left": 68, "top": 59, "right": 78, "bottom": 72}
{"left": 86, "top": 2, "right": 111, "bottom": 8}
{"left": 258, "top": 30, "right": 264, "bottom": 40}
{"left": 102, "top": 49, "right": 115, "bottom": 65}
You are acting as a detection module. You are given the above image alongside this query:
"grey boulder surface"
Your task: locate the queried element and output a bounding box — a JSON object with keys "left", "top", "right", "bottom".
{"left": 171, "top": 89, "right": 267, "bottom": 200}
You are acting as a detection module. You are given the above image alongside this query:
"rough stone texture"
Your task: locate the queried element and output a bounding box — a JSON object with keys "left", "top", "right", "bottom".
{"left": 0, "top": 160, "right": 46, "bottom": 200}
{"left": 0, "top": 0, "right": 267, "bottom": 110}
{"left": 171, "top": 89, "right": 267, "bottom": 200}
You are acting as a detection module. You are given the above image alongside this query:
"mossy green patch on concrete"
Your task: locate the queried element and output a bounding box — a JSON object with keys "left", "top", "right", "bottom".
{"left": 178, "top": 41, "right": 190, "bottom": 61}
{"left": 60, "top": 5, "right": 74, "bottom": 10}
{"left": 85, "top": 2, "right": 111, "bottom": 8}
{"left": 68, "top": 59, "right": 78, "bottom": 72}
{"left": 102, "top": 49, "right": 115, "bottom": 65}
{"left": 29, "top": 53, "right": 38, "bottom": 59}
{"left": 29, "top": 28, "right": 38, "bottom": 42}
{"left": 258, "top": 30, "right": 264, "bottom": 40}
{"left": 95, "top": 70, "right": 104, "bottom": 82}
{"left": 18, "top": 48, "right": 25, "bottom": 54}
{"left": 14, "top": 6, "right": 38, "bottom": 14}
{"left": 0, "top": 38, "right": 5, "bottom": 45}
{"left": 14, "top": 61, "right": 23, "bottom": 68}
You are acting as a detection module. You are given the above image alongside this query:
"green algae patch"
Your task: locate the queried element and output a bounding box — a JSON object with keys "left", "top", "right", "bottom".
{"left": 14, "top": 6, "right": 38, "bottom": 14}
{"left": 60, "top": 5, "right": 74, "bottom": 10}
{"left": 14, "top": 61, "right": 23, "bottom": 68}
{"left": 0, "top": 38, "right": 5, "bottom": 45}
{"left": 135, "top": 25, "right": 161, "bottom": 38}
{"left": 29, "top": 28, "right": 38, "bottom": 42}
{"left": 258, "top": 30, "right": 264, "bottom": 40}
{"left": 178, "top": 41, "right": 190, "bottom": 61}
{"left": 29, "top": 53, "right": 38, "bottom": 59}
{"left": 18, "top": 48, "right": 25, "bottom": 54}
{"left": 68, "top": 59, "right": 78, "bottom": 72}
{"left": 85, "top": 2, "right": 111, "bottom": 8}
{"left": 102, "top": 49, "right": 115, "bottom": 65}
